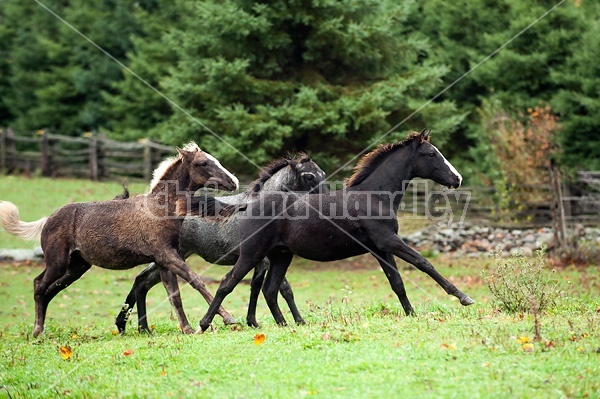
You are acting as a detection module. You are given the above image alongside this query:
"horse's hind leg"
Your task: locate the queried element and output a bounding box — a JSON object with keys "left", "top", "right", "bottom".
{"left": 381, "top": 235, "right": 474, "bottom": 306}
{"left": 279, "top": 277, "right": 305, "bottom": 325}
{"left": 33, "top": 249, "right": 89, "bottom": 337}
{"left": 157, "top": 267, "right": 193, "bottom": 334}
{"left": 114, "top": 263, "right": 161, "bottom": 334}
{"left": 262, "top": 251, "right": 294, "bottom": 326}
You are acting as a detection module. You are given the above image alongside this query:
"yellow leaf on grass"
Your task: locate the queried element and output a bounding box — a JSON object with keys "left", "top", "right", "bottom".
{"left": 522, "top": 343, "right": 534, "bottom": 352}
{"left": 253, "top": 333, "right": 266, "bottom": 345}
{"left": 440, "top": 343, "right": 457, "bottom": 350}
{"left": 123, "top": 349, "right": 134, "bottom": 356}
{"left": 59, "top": 346, "right": 72, "bottom": 360}
{"left": 517, "top": 336, "right": 530, "bottom": 344}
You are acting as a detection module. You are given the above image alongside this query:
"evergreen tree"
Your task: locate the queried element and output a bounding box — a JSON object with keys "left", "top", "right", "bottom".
{"left": 551, "top": 7, "right": 600, "bottom": 170}
{"left": 115, "top": 0, "right": 463, "bottom": 172}
{"left": 1, "top": 1, "right": 139, "bottom": 135}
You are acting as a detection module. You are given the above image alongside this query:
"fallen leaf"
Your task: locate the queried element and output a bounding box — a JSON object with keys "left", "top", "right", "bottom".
{"left": 522, "top": 343, "right": 534, "bottom": 352}
{"left": 544, "top": 340, "right": 556, "bottom": 349}
{"left": 253, "top": 333, "right": 266, "bottom": 345}
{"left": 322, "top": 332, "right": 331, "bottom": 341}
{"left": 440, "top": 343, "right": 457, "bottom": 350}
{"left": 111, "top": 330, "right": 119, "bottom": 336}
{"left": 123, "top": 349, "right": 134, "bottom": 356}
{"left": 577, "top": 347, "right": 584, "bottom": 352}
{"left": 517, "top": 336, "right": 530, "bottom": 344}
{"left": 59, "top": 345, "right": 72, "bottom": 360}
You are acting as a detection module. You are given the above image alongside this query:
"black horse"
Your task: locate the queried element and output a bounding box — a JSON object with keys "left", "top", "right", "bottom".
{"left": 197, "top": 130, "right": 474, "bottom": 331}
{"left": 114, "top": 154, "right": 327, "bottom": 333}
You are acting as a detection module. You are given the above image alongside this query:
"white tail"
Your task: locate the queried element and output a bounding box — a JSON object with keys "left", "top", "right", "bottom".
{"left": 0, "top": 201, "right": 48, "bottom": 241}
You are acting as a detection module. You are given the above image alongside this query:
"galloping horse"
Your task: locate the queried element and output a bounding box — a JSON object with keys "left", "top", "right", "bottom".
{"left": 197, "top": 130, "right": 474, "bottom": 331}
{"left": 0, "top": 143, "right": 238, "bottom": 337}
{"left": 115, "top": 154, "right": 326, "bottom": 333}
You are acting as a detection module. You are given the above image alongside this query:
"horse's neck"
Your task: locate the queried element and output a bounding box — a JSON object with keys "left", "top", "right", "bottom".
{"left": 348, "top": 149, "right": 415, "bottom": 211}
{"left": 148, "top": 166, "right": 190, "bottom": 215}
{"left": 261, "top": 167, "right": 295, "bottom": 192}
{"left": 217, "top": 167, "right": 295, "bottom": 206}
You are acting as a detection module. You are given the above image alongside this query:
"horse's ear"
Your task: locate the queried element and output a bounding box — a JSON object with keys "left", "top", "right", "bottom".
{"left": 177, "top": 147, "right": 195, "bottom": 162}
{"left": 424, "top": 129, "right": 431, "bottom": 142}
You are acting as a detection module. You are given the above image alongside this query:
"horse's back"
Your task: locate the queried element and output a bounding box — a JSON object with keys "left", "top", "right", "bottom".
{"left": 44, "top": 198, "right": 176, "bottom": 269}
{"left": 239, "top": 192, "right": 373, "bottom": 262}
{"left": 180, "top": 215, "right": 240, "bottom": 264}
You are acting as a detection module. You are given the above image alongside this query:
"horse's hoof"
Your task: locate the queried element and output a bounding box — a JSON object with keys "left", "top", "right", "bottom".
{"left": 295, "top": 319, "right": 307, "bottom": 326}
{"left": 33, "top": 326, "right": 43, "bottom": 338}
{"left": 460, "top": 296, "right": 475, "bottom": 306}
{"left": 222, "top": 315, "right": 237, "bottom": 325}
{"left": 198, "top": 322, "right": 210, "bottom": 332}
{"left": 181, "top": 326, "right": 194, "bottom": 334}
{"left": 246, "top": 320, "right": 260, "bottom": 328}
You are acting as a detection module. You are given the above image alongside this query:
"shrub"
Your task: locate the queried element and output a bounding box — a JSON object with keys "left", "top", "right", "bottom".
{"left": 483, "top": 248, "right": 562, "bottom": 314}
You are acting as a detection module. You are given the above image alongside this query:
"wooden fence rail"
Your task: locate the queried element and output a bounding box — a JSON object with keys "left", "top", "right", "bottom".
{"left": 1, "top": 128, "right": 598, "bottom": 227}
{"left": 0, "top": 128, "right": 174, "bottom": 181}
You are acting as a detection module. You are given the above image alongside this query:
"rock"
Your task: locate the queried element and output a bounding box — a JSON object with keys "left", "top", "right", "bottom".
{"left": 521, "top": 246, "right": 534, "bottom": 257}
{"left": 522, "top": 234, "right": 536, "bottom": 243}
{"left": 34, "top": 246, "right": 44, "bottom": 258}
{"left": 0, "top": 249, "right": 37, "bottom": 261}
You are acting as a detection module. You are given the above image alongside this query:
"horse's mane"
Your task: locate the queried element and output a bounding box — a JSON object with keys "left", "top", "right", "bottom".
{"left": 248, "top": 152, "right": 311, "bottom": 193}
{"left": 345, "top": 132, "right": 421, "bottom": 187}
{"left": 149, "top": 142, "right": 200, "bottom": 191}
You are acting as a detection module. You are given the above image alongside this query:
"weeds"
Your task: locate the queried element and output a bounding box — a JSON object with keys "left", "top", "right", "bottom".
{"left": 483, "top": 248, "right": 562, "bottom": 315}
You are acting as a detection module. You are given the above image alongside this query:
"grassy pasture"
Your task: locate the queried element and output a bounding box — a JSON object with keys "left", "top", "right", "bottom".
{"left": 0, "top": 176, "right": 599, "bottom": 398}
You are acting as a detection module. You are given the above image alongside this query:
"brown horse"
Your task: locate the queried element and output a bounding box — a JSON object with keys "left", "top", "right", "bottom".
{"left": 0, "top": 142, "right": 238, "bottom": 337}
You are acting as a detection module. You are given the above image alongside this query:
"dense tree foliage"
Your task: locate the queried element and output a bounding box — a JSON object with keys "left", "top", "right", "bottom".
{"left": 0, "top": 0, "right": 598, "bottom": 176}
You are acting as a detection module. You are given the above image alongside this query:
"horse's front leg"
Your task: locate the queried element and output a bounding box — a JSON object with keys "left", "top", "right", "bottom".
{"left": 371, "top": 250, "right": 415, "bottom": 316}
{"left": 262, "top": 251, "right": 294, "bottom": 326}
{"left": 156, "top": 251, "right": 235, "bottom": 329}
{"left": 246, "top": 259, "right": 268, "bottom": 328}
{"left": 157, "top": 267, "right": 194, "bottom": 334}
{"left": 378, "top": 234, "right": 474, "bottom": 306}
{"left": 199, "top": 251, "right": 263, "bottom": 332}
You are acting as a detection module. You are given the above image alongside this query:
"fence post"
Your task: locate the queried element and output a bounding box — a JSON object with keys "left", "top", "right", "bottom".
{"left": 6, "top": 128, "right": 15, "bottom": 172}
{"left": 41, "top": 130, "right": 52, "bottom": 176}
{"left": 89, "top": 135, "right": 98, "bottom": 181}
{"left": 143, "top": 139, "right": 153, "bottom": 182}
{"left": 0, "top": 128, "right": 5, "bottom": 171}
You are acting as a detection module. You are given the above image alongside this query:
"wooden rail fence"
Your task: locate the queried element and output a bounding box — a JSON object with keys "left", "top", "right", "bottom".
{"left": 1, "top": 128, "right": 598, "bottom": 228}
{"left": 0, "top": 128, "right": 174, "bottom": 181}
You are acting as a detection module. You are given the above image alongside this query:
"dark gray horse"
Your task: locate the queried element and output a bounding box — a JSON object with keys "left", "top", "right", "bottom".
{"left": 0, "top": 143, "right": 238, "bottom": 337}
{"left": 197, "top": 130, "right": 474, "bottom": 331}
{"left": 115, "top": 154, "right": 326, "bottom": 333}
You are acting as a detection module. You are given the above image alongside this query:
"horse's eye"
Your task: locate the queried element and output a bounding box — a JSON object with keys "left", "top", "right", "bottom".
{"left": 198, "top": 161, "right": 208, "bottom": 167}
{"left": 428, "top": 152, "right": 436, "bottom": 157}
{"left": 305, "top": 174, "right": 314, "bottom": 180}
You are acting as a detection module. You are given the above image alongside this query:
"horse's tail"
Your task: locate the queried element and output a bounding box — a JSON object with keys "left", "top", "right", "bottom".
{"left": 0, "top": 201, "right": 48, "bottom": 241}
{"left": 177, "top": 195, "right": 247, "bottom": 219}
{"left": 113, "top": 182, "right": 130, "bottom": 200}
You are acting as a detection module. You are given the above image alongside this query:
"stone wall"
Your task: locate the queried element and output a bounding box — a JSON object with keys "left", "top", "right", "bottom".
{"left": 403, "top": 222, "right": 600, "bottom": 257}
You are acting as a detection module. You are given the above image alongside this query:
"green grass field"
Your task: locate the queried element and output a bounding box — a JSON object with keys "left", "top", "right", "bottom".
{"left": 0, "top": 176, "right": 599, "bottom": 398}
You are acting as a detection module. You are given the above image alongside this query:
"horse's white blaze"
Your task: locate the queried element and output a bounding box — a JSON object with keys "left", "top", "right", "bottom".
{"left": 432, "top": 145, "right": 462, "bottom": 186}
{"left": 205, "top": 152, "right": 239, "bottom": 190}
